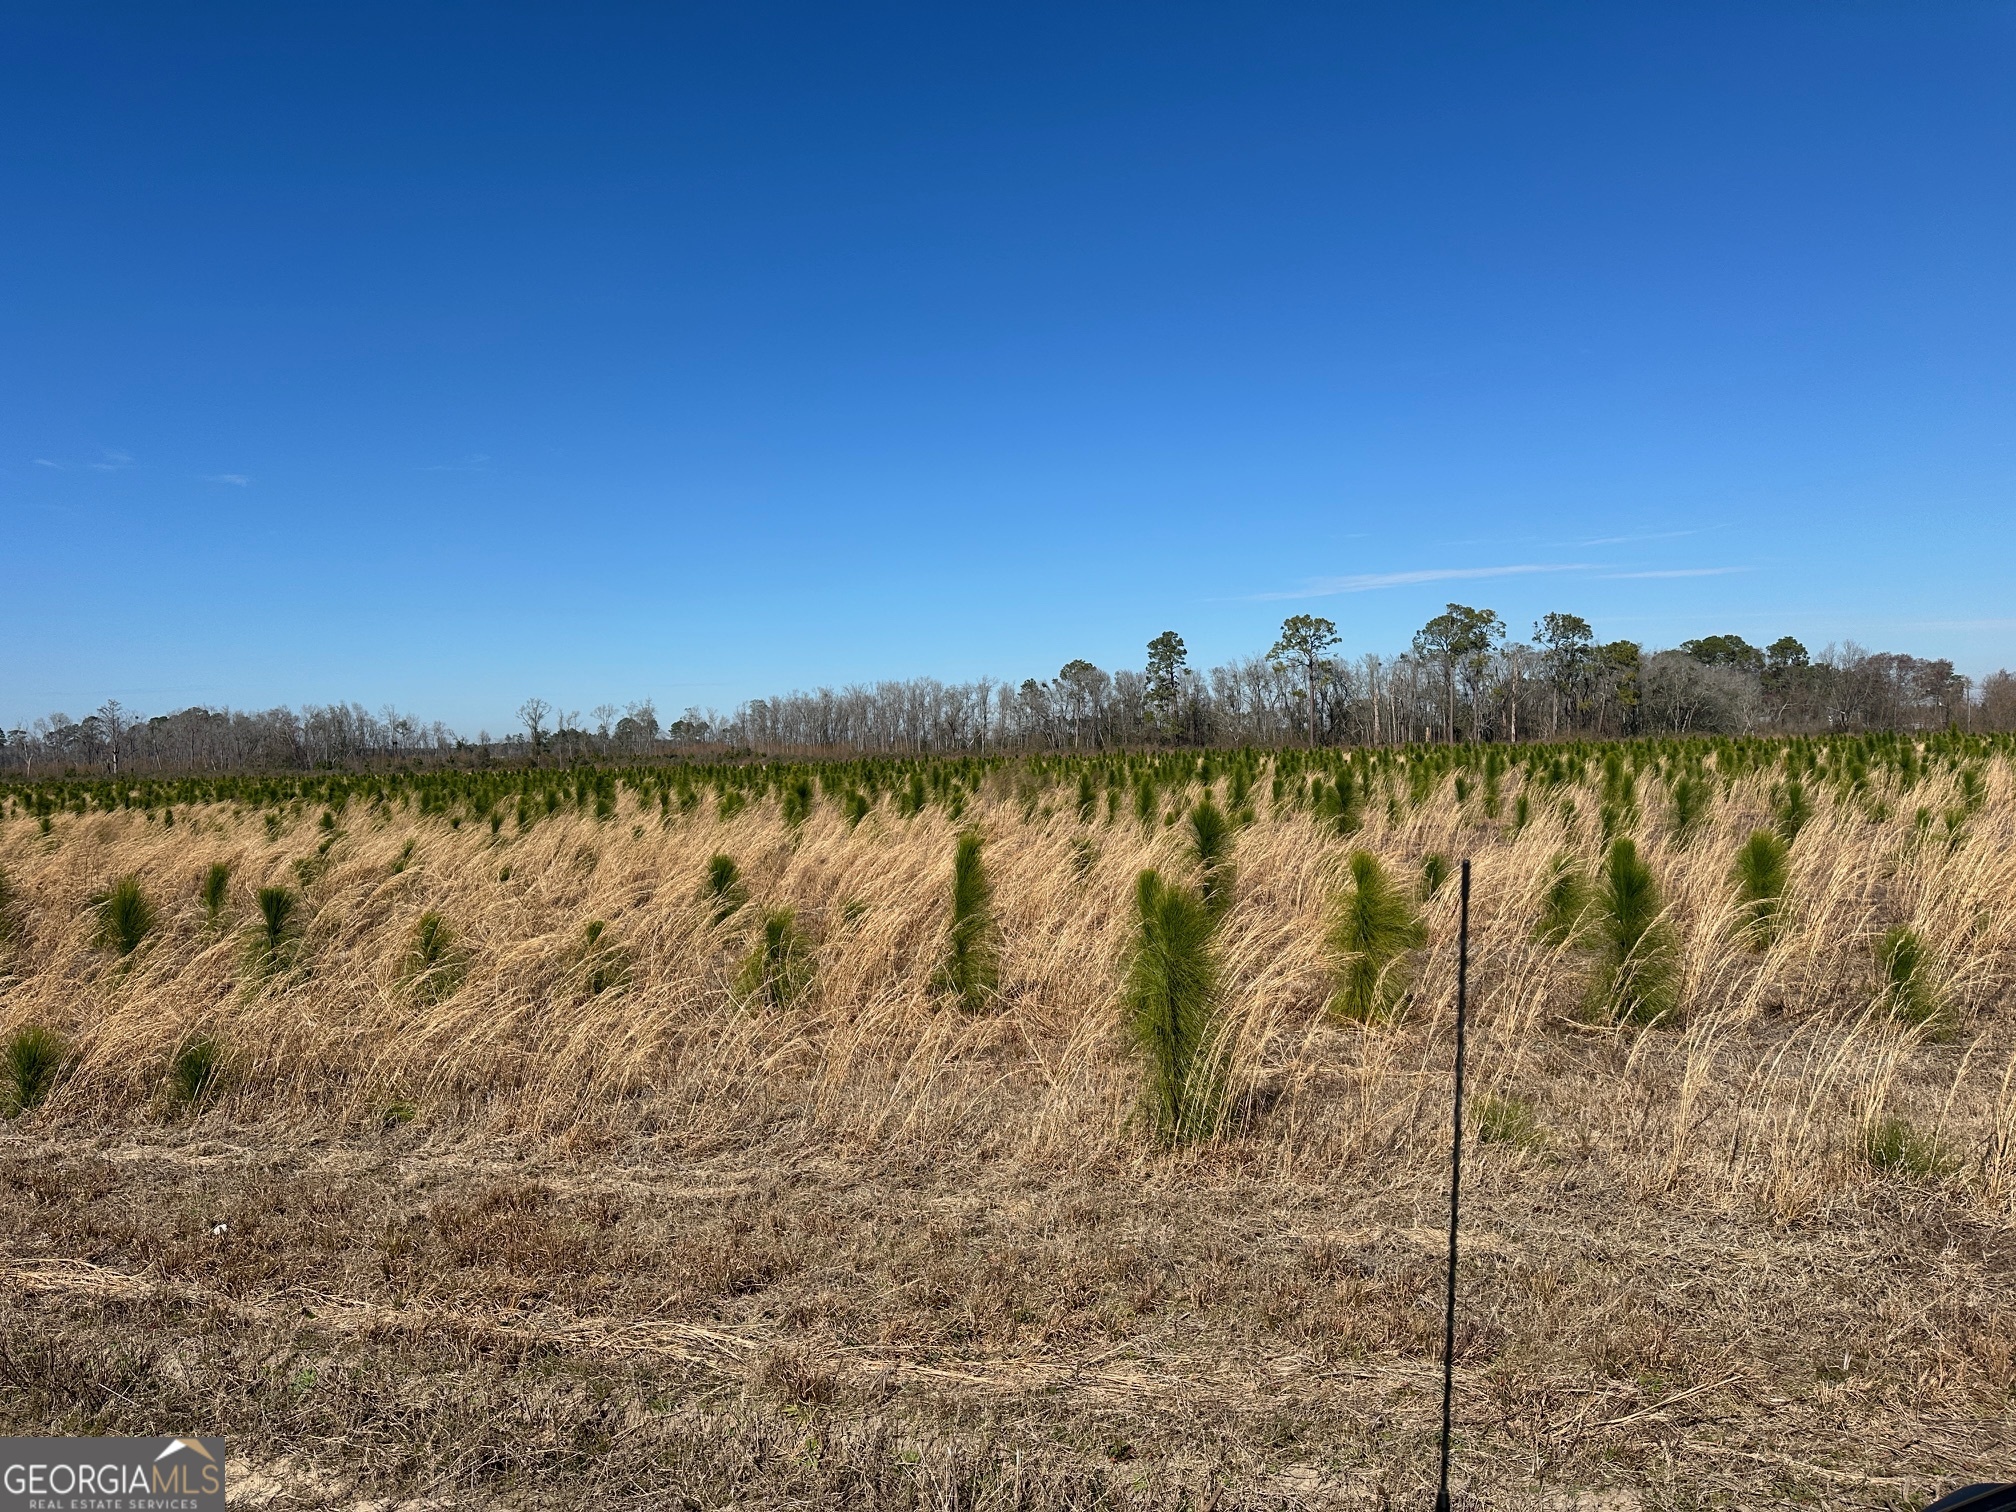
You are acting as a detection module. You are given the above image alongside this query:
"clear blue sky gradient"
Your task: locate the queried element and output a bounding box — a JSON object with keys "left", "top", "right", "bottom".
{"left": 6, "top": 3, "right": 2014, "bottom": 732}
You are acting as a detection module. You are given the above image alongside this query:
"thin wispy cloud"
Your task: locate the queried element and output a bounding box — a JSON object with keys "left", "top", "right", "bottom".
{"left": 1575, "top": 529, "right": 1697, "bottom": 547}
{"left": 1254, "top": 562, "right": 1591, "bottom": 602}
{"left": 1599, "top": 566, "right": 1748, "bottom": 580}
{"left": 202, "top": 473, "right": 251, "bottom": 486}
{"left": 33, "top": 449, "right": 134, "bottom": 472}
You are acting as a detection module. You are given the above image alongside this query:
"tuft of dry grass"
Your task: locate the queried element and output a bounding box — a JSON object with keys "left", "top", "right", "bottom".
{"left": 2, "top": 754, "right": 2015, "bottom": 1507}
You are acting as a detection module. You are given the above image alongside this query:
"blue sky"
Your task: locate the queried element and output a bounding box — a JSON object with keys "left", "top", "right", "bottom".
{"left": 5, "top": 2, "right": 2014, "bottom": 732}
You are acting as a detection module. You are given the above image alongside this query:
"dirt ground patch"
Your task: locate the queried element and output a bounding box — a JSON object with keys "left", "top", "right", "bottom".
{"left": 2, "top": 1098, "right": 2010, "bottom": 1509}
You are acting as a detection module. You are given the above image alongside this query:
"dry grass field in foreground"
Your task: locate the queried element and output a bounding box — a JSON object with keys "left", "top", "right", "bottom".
{"left": 2, "top": 757, "right": 2015, "bottom": 1509}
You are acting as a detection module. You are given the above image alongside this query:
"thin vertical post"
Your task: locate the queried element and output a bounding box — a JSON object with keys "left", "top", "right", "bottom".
{"left": 1435, "top": 858, "right": 1471, "bottom": 1512}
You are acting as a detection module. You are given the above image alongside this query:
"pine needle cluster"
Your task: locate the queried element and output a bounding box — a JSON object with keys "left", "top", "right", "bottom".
{"left": 1587, "top": 837, "right": 1679, "bottom": 1025}
{"left": 576, "top": 919, "right": 634, "bottom": 997}
{"left": 1124, "top": 869, "right": 1224, "bottom": 1143}
{"left": 200, "top": 862, "right": 232, "bottom": 926}
{"left": 246, "top": 885, "right": 299, "bottom": 977}
{"left": 704, "top": 854, "right": 746, "bottom": 924}
{"left": 3, "top": 1024, "right": 66, "bottom": 1116}
{"left": 1533, "top": 853, "right": 1592, "bottom": 948}
{"left": 1876, "top": 925, "right": 1939, "bottom": 1026}
{"left": 168, "top": 1034, "right": 228, "bottom": 1110}
{"left": 1327, "top": 851, "right": 1425, "bottom": 1022}
{"left": 1187, "top": 800, "right": 1233, "bottom": 917}
{"left": 1731, "top": 830, "right": 1790, "bottom": 948}
{"left": 936, "top": 830, "right": 998, "bottom": 1010}
{"left": 402, "top": 910, "right": 467, "bottom": 1003}
{"left": 94, "top": 874, "right": 156, "bottom": 957}
{"left": 736, "top": 908, "right": 814, "bottom": 1010}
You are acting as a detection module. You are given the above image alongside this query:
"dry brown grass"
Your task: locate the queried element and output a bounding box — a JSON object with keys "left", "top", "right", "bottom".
{"left": 2, "top": 762, "right": 2014, "bottom": 1508}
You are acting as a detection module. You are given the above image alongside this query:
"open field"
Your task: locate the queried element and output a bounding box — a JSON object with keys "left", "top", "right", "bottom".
{"left": 2, "top": 741, "right": 2015, "bottom": 1509}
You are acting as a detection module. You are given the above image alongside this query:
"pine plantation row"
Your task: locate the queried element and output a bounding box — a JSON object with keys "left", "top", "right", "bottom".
{"left": 1, "top": 732, "right": 1998, "bottom": 1139}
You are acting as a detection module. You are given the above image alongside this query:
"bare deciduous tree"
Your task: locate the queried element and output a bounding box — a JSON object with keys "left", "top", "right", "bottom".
{"left": 517, "top": 698, "right": 551, "bottom": 753}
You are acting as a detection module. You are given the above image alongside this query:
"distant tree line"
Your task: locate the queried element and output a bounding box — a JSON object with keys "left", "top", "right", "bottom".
{"left": 0, "top": 701, "right": 462, "bottom": 777}
{"left": 7, "top": 606, "right": 2016, "bottom": 774}
{"left": 717, "top": 609, "right": 2016, "bottom": 753}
